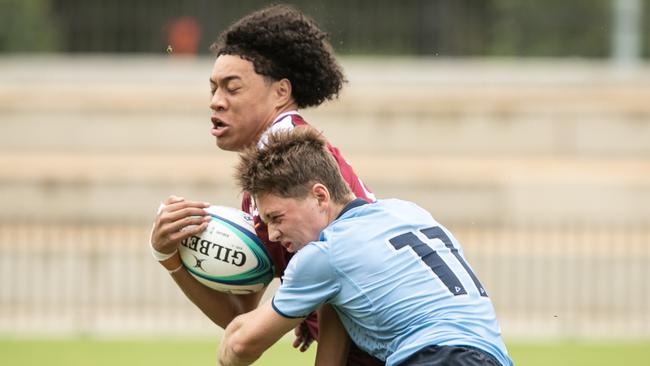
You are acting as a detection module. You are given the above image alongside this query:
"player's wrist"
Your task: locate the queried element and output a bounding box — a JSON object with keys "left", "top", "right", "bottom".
{"left": 159, "top": 251, "right": 183, "bottom": 272}
{"left": 167, "top": 262, "right": 184, "bottom": 274}
{"left": 149, "top": 201, "right": 179, "bottom": 262}
{"left": 151, "top": 245, "right": 178, "bottom": 261}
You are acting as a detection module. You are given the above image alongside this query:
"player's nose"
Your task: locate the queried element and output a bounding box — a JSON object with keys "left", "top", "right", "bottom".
{"left": 209, "top": 89, "right": 227, "bottom": 112}
{"left": 268, "top": 225, "right": 281, "bottom": 242}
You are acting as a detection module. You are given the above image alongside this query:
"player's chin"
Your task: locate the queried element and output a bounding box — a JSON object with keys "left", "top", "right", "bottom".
{"left": 215, "top": 139, "right": 232, "bottom": 151}
{"left": 215, "top": 137, "right": 241, "bottom": 152}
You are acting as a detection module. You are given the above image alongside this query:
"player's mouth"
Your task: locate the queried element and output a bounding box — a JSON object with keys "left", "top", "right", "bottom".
{"left": 282, "top": 241, "right": 295, "bottom": 253}
{"left": 211, "top": 117, "right": 229, "bottom": 137}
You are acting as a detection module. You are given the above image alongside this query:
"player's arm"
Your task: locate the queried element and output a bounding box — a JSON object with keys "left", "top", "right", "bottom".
{"left": 314, "top": 304, "right": 350, "bottom": 366}
{"left": 218, "top": 299, "right": 304, "bottom": 366}
{"left": 151, "top": 196, "right": 264, "bottom": 327}
{"left": 162, "top": 251, "right": 265, "bottom": 326}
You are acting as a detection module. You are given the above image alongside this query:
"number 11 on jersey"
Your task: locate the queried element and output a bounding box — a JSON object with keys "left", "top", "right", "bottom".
{"left": 389, "top": 226, "right": 488, "bottom": 297}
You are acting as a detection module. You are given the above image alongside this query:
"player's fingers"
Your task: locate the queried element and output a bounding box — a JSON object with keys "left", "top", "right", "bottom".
{"left": 300, "top": 338, "right": 313, "bottom": 352}
{"left": 155, "top": 199, "right": 208, "bottom": 230}
{"left": 292, "top": 326, "right": 305, "bottom": 348}
{"left": 292, "top": 337, "right": 307, "bottom": 350}
{"left": 154, "top": 207, "right": 210, "bottom": 234}
{"left": 168, "top": 220, "right": 210, "bottom": 243}
{"left": 152, "top": 215, "right": 208, "bottom": 251}
{"left": 162, "top": 200, "right": 211, "bottom": 216}
{"left": 163, "top": 195, "right": 185, "bottom": 205}
{"left": 168, "top": 212, "right": 210, "bottom": 232}
{"left": 151, "top": 199, "right": 207, "bottom": 253}
{"left": 166, "top": 218, "right": 210, "bottom": 241}
{"left": 154, "top": 208, "right": 208, "bottom": 245}
{"left": 293, "top": 327, "right": 302, "bottom": 348}
{"left": 159, "top": 207, "right": 210, "bottom": 226}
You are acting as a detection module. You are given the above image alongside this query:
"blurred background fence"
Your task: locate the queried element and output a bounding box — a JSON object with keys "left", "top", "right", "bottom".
{"left": 2, "top": 0, "right": 649, "bottom": 58}
{"left": 0, "top": 0, "right": 649, "bottom": 340}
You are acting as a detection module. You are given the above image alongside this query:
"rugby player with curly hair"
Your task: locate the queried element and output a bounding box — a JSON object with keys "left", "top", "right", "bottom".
{"left": 150, "top": 4, "right": 380, "bottom": 365}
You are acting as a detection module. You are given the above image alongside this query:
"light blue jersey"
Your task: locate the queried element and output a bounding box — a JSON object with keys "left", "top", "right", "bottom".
{"left": 273, "top": 199, "right": 512, "bottom": 366}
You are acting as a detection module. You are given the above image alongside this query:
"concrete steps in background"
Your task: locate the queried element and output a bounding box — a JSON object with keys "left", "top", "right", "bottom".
{"left": 1, "top": 56, "right": 649, "bottom": 225}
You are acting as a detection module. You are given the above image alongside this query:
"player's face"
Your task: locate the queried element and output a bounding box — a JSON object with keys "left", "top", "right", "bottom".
{"left": 256, "top": 193, "right": 329, "bottom": 253}
{"left": 209, "top": 55, "right": 280, "bottom": 151}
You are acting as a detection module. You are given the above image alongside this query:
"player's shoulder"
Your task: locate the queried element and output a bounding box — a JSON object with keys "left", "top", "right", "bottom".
{"left": 331, "top": 199, "right": 434, "bottom": 231}
{"left": 286, "top": 240, "right": 332, "bottom": 275}
{"left": 346, "top": 198, "right": 425, "bottom": 216}
{"left": 259, "top": 112, "right": 313, "bottom": 146}
{"left": 320, "top": 202, "right": 376, "bottom": 241}
{"left": 272, "top": 112, "right": 309, "bottom": 131}
{"left": 378, "top": 199, "right": 438, "bottom": 224}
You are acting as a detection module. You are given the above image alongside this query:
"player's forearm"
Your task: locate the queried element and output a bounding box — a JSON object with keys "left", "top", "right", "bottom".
{"left": 160, "top": 252, "right": 254, "bottom": 328}
{"left": 218, "top": 340, "right": 259, "bottom": 366}
{"left": 171, "top": 268, "right": 247, "bottom": 327}
{"left": 218, "top": 315, "right": 262, "bottom": 366}
{"left": 219, "top": 300, "right": 303, "bottom": 366}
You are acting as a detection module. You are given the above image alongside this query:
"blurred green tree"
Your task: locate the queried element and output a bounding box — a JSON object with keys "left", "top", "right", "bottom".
{"left": 1, "top": 0, "right": 646, "bottom": 58}
{"left": 0, "top": 0, "right": 61, "bottom": 52}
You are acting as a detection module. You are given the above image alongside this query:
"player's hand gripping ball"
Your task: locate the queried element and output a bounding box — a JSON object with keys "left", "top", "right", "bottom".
{"left": 179, "top": 206, "right": 274, "bottom": 294}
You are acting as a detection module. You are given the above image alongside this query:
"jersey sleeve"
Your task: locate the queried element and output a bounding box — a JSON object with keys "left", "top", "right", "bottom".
{"left": 272, "top": 241, "right": 339, "bottom": 318}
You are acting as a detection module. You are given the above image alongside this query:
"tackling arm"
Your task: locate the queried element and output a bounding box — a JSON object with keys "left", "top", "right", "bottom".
{"left": 218, "top": 299, "right": 304, "bottom": 366}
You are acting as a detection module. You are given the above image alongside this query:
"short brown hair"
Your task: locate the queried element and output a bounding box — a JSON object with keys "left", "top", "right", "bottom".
{"left": 236, "top": 127, "right": 353, "bottom": 203}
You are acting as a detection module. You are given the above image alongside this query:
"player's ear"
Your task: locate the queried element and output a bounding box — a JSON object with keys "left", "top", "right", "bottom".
{"left": 312, "top": 183, "right": 330, "bottom": 206}
{"left": 274, "top": 78, "right": 293, "bottom": 106}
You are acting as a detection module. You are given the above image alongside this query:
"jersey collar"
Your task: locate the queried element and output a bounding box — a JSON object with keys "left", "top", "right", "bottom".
{"left": 272, "top": 110, "right": 300, "bottom": 125}
{"left": 257, "top": 110, "right": 301, "bottom": 149}
{"left": 336, "top": 198, "right": 369, "bottom": 220}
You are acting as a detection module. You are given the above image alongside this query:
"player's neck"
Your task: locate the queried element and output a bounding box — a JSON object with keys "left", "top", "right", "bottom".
{"left": 273, "top": 103, "right": 299, "bottom": 121}
{"left": 328, "top": 196, "right": 356, "bottom": 223}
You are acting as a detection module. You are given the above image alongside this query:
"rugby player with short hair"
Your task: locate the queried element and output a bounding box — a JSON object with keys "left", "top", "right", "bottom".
{"left": 219, "top": 128, "right": 513, "bottom": 366}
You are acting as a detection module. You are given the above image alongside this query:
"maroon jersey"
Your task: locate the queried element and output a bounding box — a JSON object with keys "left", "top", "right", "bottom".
{"left": 241, "top": 112, "right": 375, "bottom": 277}
{"left": 240, "top": 112, "right": 381, "bottom": 366}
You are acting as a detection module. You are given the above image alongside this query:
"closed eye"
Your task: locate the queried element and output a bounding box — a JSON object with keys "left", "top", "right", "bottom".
{"left": 269, "top": 215, "right": 283, "bottom": 225}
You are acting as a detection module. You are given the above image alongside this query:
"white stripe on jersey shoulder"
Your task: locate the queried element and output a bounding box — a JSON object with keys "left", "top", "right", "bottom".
{"left": 360, "top": 179, "right": 377, "bottom": 201}
{"left": 257, "top": 110, "right": 300, "bottom": 149}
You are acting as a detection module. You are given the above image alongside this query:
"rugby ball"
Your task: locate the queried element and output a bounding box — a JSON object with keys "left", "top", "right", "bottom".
{"left": 179, "top": 205, "right": 274, "bottom": 294}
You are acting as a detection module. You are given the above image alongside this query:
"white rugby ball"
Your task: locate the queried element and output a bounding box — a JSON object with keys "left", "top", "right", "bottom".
{"left": 179, "top": 205, "right": 274, "bottom": 294}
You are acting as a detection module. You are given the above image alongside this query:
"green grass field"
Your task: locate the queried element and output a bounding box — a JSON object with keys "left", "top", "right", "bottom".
{"left": 1, "top": 338, "right": 648, "bottom": 365}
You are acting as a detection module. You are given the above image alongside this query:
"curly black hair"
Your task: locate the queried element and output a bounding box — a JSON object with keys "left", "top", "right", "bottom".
{"left": 210, "top": 4, "right": 345, "bottom": 109}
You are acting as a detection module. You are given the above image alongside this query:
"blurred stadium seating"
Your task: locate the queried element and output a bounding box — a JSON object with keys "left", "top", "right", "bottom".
{"left": 0, "top": 55, "right": 648, "bottom": 338}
